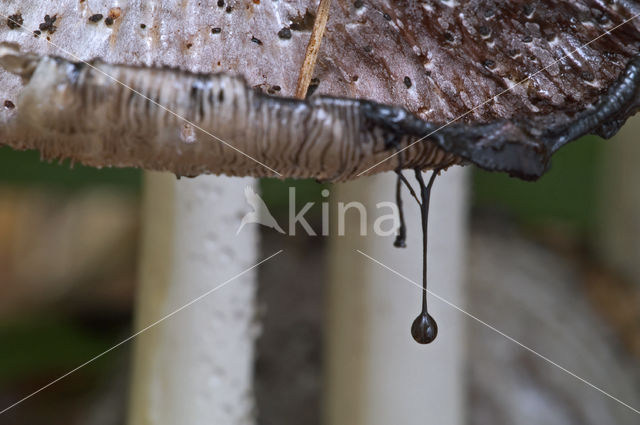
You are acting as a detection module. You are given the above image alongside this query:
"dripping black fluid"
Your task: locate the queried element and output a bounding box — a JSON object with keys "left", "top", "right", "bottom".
{"left": 394, "top": 152, "right": 420, "bottom": 248}
{"left": 394, "top": 150, "right": 408, "bottom": 248}
{"left": 411, "top": 169, "right": 439, "bottom": 344}
{"left": 394, "top": 168, "right": 440, "bottom": 344}
{"left": 394, "top": 172, "right": 407, "bottom": 248}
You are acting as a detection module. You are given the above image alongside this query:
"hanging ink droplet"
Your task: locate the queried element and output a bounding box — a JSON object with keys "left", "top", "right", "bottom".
{"left": 411, "top": 168, "right": 440, "bottom": 345}
{"left": 411, "top": 311, "right": 438, "bottom": 344}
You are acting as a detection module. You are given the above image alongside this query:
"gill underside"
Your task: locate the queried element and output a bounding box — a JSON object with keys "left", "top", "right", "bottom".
{"left": 1, "top": 44, "right": 640, "bottom": 181}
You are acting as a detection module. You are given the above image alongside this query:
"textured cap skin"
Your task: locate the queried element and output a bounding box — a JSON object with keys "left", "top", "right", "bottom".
{"left": 318, "top": 1, "right": 640, "bottom": 122}
{"left": 1, "top": 1, "right": 640, "bottom": 180}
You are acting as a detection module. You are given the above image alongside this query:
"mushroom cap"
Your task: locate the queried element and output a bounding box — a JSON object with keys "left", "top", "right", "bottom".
{"left": 320, "top": 1, "right": 640, "bottom": 123}
{"left": 1, "top": 1, "right": 640, "bottom": 180}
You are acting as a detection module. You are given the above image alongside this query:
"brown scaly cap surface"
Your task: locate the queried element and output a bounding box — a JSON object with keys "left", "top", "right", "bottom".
{"left": 320, "top": 0, "right": 640, "bottom": 122}
{"left": 316, "top": 0, "right": 640, "bottom": 178}
{"left": 0, "top": 1, "right": 639, "bottom": 180}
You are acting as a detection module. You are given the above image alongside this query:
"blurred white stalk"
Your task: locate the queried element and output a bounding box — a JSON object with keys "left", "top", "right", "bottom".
{"left": 128, "top": 172, "right": 258, "bottom": 425}
{"left": 324, "top": 168, "right": 469, "bottom": 425}
{"left": 598, "top": 115, "right": 640, "bottom": 282}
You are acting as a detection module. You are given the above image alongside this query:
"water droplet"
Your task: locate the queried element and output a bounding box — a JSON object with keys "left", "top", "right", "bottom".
{"left": 411, "top": 312, "right": 438, "bottom": 344}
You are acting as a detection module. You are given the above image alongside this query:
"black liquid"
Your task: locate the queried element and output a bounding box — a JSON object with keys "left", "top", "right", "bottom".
{"left": 394, "top": 172, "right": 407, "bottom": 248}
{"left": 411, "top": 169, "right": 439, "bottom": 344}
{"left": 411, "top": 311, "right": 438, "bottom": 344}
{"left": 394, "top": 151, "right": 419, "bottom": 248}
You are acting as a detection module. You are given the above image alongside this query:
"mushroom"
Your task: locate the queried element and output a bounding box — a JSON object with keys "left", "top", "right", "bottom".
{"left": 1, "top": 2, "right": 639, "bottom": 346}
{"left": 1, "top": 2, "right": 640, "bottom": 181}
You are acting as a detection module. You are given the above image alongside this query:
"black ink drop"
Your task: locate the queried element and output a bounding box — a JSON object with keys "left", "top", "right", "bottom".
{"left": 39, "top": 14, "right": 57, "bottom": 34}
{"left": 411, "top": 169, "right": 439, "bottom": 344}
{"left": 278, "top": 27, "right": 292, "bottom": 39}
{"left": 7, "top": 14, "right": 24, "bottom": 30}
{"left": 411, "top": 310, "right": 438, "bottom": 344}
{"left": 394, "top": 172, "right": 407, "bottom": 248}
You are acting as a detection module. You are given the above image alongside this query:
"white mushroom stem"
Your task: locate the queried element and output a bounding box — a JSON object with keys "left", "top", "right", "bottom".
{"left": 325, "top": 168, "right": 469, "bottom": 425}
{"left": 128, "top": 172, "right": 258, "bottom": 425}
{"left": 597, "top": 115, "right": 640, "bottom": 279}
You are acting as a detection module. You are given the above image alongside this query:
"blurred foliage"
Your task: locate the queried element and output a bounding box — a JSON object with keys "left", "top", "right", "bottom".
{"left": 0, "top": 317, "right": 118, "bottom": 383}
{"left": 0, "top": 147, "right": 137, "bottom": 389}
{"left": 473, "top": 135, "right": 603, "bottom": 233}
{"left": 0, "top": 147, "right": 141, "bottom": 191}
{"left": 260, "top": 178, "right": 330, "bottom": 220}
